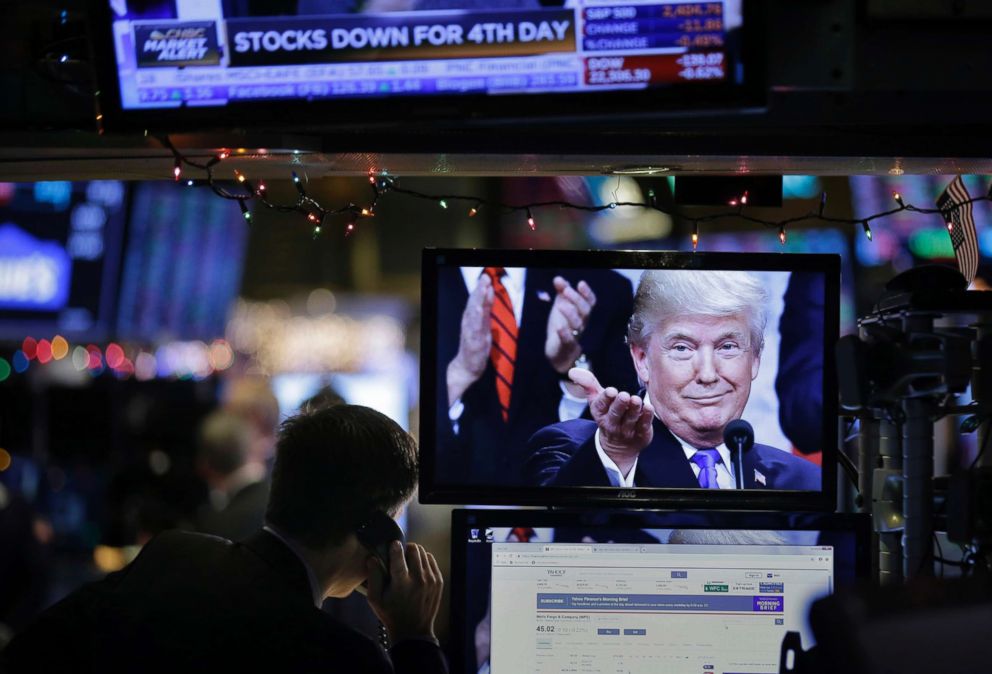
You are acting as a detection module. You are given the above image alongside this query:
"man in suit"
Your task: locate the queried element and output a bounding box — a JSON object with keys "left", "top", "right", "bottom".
{"left": 2, "top": 405, "right": 447, "bottom": 674}
{"left": 194, "top": 411, "right": 269, "bottom": 543}
{"left": 527, "top": 269, "right": 820, "bottom": 490}
{"left": 436, "top": 265, "right": 637, "bottom": 486}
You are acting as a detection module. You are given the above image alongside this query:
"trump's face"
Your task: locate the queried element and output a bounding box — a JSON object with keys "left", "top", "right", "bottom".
{"left": 631, "top": 313, "right": 760, "bottom": 449}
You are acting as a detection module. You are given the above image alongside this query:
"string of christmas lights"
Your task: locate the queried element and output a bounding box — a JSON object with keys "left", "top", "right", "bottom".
{"left": 161, "top": 137, "right": 992, "bottom": 248}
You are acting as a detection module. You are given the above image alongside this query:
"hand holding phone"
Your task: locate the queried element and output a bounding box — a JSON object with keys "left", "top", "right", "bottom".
{"left": 364, "top": 531, "right": 444, "bottom": 644}
{"left": 356, "top": 511, "right": 405, "bottom": 580}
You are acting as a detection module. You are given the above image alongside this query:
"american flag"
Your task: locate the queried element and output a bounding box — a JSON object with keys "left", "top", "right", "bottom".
{"left": 936, "top": 175, "right": 979, "bottom": 285}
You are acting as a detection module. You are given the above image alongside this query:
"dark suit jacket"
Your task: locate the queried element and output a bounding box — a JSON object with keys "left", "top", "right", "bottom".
{"left": 776, "top": 271, "right": 826, "bottom": 456}
{"left": 195, "top": 478, "right": 270, "bottom": 543}
{"left": 435, "top": 267, "right": 637, "bottom": 486}
{"left": 2, "top": 530, "right": 447, "bottom": 674}
{"left": 526, "top": 418, "right": 821, "bottom": 490}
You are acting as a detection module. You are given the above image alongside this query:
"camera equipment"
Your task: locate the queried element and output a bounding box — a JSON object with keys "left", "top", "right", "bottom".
{"left": 835, "top": 264, "right": 992, "bottom": 582}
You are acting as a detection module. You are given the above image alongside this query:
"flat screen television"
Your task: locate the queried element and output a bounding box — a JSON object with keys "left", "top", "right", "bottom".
{"left": 0, "top": 181, "right": 127, "bottom": 342}
{"left": 420, "top": 248, "right": 839, "bottom": 509}
{"left": 89, "top": 0, "right": 762, "bottom": 130}
{"left": 450, "top": 508, "right": 870, "bottom": 674}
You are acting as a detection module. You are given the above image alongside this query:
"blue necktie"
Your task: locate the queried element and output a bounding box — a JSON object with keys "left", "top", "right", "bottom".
{"left": 691, "top": 449, "right": 722, "bottom": 489}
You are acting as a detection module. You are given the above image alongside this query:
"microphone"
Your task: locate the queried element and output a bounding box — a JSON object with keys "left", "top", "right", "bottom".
{"left": 723, "top": 419, "right": 754, "bottom": 490}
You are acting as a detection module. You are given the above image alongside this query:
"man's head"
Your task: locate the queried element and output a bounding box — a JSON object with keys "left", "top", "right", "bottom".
{"left": 265, "top": 405, "right": 417, "bottom": 552}
{"left": 627, "top": 270, "right": 767, "bottom": 448}
{"left": 196, "top": 411, "right": 252, "bottom": 484}
{"left": 222, "top": 377, "right": 281, "bottom": 464}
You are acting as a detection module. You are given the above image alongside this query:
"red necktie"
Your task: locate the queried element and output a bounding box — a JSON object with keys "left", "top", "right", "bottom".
{"left": 509, "top": 527, "right": 536, "bottom": 542}
{"left": 484, "top": 267, "right": 518, "bottom": 422}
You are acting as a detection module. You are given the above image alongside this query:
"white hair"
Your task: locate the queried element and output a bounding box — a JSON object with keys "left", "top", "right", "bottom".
{"left": 668, "top": 528, "right": 789, "bottom": 546}
{"left": 627, "top": 270, "right": 768, "bottom": 353}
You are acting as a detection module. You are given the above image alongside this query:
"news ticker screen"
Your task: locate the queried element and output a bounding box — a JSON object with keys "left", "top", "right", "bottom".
{"left": 106, "top": 1, "right": 744, "bottom": 110}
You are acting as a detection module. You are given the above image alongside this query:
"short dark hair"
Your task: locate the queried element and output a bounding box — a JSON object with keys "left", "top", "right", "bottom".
{"left": 197, "top": 411, "right": 251, "bottom": 476}
{"left": 265, "top": 405, "right": 417, "bottom": 548}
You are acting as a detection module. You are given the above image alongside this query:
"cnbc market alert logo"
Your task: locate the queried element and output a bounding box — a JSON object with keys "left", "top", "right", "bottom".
{"left": 135, "top": 21, "right": 221, "bottom": 67}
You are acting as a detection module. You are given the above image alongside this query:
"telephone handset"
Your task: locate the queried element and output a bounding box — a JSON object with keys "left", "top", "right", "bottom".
{"left": 356, "top": 511, "right": 405, "bottom": 580}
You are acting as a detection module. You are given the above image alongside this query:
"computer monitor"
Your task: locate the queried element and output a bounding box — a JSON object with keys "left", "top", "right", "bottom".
{"left": 450, "top": 508, "right": 869, "bottom": 674}
{"left": 0, "top": 181, "right": 127, "bottom": 342}
{"left": 420, "top": 248, "right": 840, "bottom": 510}
{"left": 116, "top": 181, "right": 248, "bottom": 342}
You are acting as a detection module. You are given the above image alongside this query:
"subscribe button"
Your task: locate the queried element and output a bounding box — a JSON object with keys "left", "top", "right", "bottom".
{"left": 134, "top": 21, "right": 221, "bottom": 68}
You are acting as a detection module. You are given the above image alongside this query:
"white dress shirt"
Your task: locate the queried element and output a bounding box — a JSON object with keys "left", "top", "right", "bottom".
{"left": 459, "top": 267, "right": 525, "bottom": 326}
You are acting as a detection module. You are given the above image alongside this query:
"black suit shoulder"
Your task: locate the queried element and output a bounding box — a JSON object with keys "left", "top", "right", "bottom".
{"left": 527, "top": 419, "right": 611, "bottom": 487}
{"left": 195, "top": 479, "right": 269, "bottom": 542}
{"left": 749, "top": 444, "right": 822, "bottom": 490}
{"left": 4, "top": 530, "right": 445, "bottom": 674}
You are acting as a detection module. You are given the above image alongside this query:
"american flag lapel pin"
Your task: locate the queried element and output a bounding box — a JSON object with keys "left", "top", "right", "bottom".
{"left": 754, "top": 469, "right": 766, "bottom": 486}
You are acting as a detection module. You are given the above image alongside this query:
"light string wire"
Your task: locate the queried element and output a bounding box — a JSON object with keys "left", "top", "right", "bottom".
{"left": 161, "top": 137, "right": 992, "bottom": 245}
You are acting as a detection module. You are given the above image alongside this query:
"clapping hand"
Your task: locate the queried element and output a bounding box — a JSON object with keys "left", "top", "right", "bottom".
{"left": 447, "top": 274, "right": 493, "bottom": 406}
{"left": 545, "top": 276, "right": 596, "bottom": 373}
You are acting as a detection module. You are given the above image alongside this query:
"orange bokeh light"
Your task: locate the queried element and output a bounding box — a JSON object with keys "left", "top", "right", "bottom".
{"left": 52, "top": 335, "right": 69, "bottom": 360}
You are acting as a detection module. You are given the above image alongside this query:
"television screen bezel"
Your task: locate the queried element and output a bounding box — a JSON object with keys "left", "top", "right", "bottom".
{"left": 87, "top": 0, "right": 766, "bottom": 133}
{"left": 419, "top": 248, "right": 840, "bottom": 511}
{"left": 449, "top": 507, "right": 871, "bottom": 673}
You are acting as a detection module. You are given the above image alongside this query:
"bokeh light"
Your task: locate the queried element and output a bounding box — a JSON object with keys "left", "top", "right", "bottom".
{"left": 226, "top": 299, "right": 402, "bottom": 374}
{"left": 148, "top": 450, "right": 171, "bottom": 476}
{"left": 306, "top": 288, "right": 337, "bottom": 316}
{"left": 51, "top": 335, "right": 69, "bottom": 360}
{"left": 113, "top": 358, "right": 134, "bottom": 380}
{"left": 0, "top": 448, "right": 11, "bottom": 472}
{"left": 72, "top": 346, "right": 89, "bottom": 371}
{"left": 105, "top": 343, "right": 125, "bottom": 369}
{"left": 36, "top": 339, "right": 53, "bottom": 364}
{"left": 86, "top": 345, "right": 103, "bottom": 370}
{"left": 0, "top": 182, "right": 15, "bottom": 205}
{"left": 93, "top": 545, "right": 128, "bottom": 574}
{"left": 85, "top": 345, "right": 105, "bottom": 376}
{"left": 209, "top": 340, "right": 235, "bottom": 371}
{"left": 22, "top": 337, "right": 37, "bottom": 361}
{"left": 12, "top": 350, "right": 29, "bottom": 373}
{"left": 192, "top": 342, "right": 212, "bottom": 379}
{"left": 135, "top": 352, "right": 157, "bottom": 381}
{"left": 0, "top": 357, "right": 10, "bottom": 382}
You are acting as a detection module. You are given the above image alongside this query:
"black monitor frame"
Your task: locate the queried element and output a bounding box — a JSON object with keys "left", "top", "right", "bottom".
{"left": 419, "top": 248, "right": 840, "bottom": 511}
{"left": 449, "top": 508, "right": 871, "bottom": 674}
{"left": 87, "top": 0, "right": 766, "bottom": 133}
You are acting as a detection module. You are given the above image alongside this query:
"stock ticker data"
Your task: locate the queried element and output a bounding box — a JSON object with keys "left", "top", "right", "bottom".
{"left": 106, "top": 1, "right": 742, "bottom": 109}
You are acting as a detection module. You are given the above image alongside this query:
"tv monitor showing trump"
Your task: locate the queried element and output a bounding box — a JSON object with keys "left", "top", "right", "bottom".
{"left": 420, "top": 249, "right": 839, "bottom": 509}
